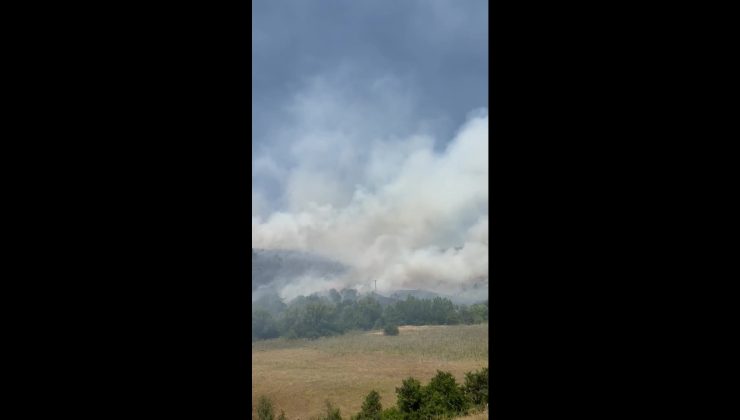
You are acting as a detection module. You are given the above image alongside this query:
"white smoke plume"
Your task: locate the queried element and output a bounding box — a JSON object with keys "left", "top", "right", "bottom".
{"left": 252, "top": 73, "right": 488, "bottom": 300}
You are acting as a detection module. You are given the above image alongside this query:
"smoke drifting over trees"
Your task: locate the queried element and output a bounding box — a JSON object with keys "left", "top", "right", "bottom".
{"left": 252, "top": 112, "right": 488, "bottom": 301}
{"left": 252, "top": 249, "right": 347, "bottom": 301}
{"left": 252, "top": 1, "right": 488, "bottom": 302}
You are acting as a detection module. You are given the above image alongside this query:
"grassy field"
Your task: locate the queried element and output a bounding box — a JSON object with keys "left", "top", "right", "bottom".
{"left": 457, "top": 408, "right": 488, "bottom": 419}
{"left": 252, "top": 323, "right": 488, "bottom": 419}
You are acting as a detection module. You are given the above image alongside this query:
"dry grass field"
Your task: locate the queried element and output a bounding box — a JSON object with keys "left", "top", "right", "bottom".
{"left": 252, "top": 323, "right": 488, "bottom": 419}
{"left": 457, "top": 408, "right": 488, "bottom": 419}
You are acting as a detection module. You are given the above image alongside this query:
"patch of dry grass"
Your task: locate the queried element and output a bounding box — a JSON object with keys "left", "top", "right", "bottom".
{"left": 252, "top": 323, "right": 487, "bottom": 419}
{"left": 457, "top": 407, "right": 489, "bottom": 419}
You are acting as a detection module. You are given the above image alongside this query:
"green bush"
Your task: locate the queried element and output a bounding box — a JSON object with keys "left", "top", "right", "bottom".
{"left": 315, "top": 401, "right": 342, "bottom": 420}
{"left": 420, "top": 371, "right": 469, "bottom": 418}
{"left": 304, "top": 367, "right": 488, "bottom": 419}
{"left": 463, "top": 367, "right": 488, "bottom": 408}
{"left": 379, "top": 407, "right": 404, "bottom": 420}
{"left": 257, "top": 396, "right": 275, "bottom": 420}
{"left": 354, "top": 390, "right": 382, "bottom": 419}
{"left": 395, "top": 378, "right": 423, "bottom": 413}
{"left": 383, "top": 323, "right": 399, "bottom": 336}
{"left": 380, "top": 407, "right": 405, "bottom": 420}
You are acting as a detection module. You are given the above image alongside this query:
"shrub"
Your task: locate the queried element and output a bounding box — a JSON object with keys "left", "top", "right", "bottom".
{"left": 420, "top": 371, "right": 469, "bottom": 418}
{"left": 395, "top": 378, "right": 423, "bottom": 413}
{"left": 383, "top": 323, "right": 399, "bottom": 336}
{"left": 355, "top": 390, "right": 382, "bottom": 419}
{"left": 379, "top": 407, "right": 403, "bottom": 420}
{"left": 463, "top": 367, "right": 488, "bottom": 408}
{"left": 316, "top": 401, "right": 342, "bottom": 420}
{"left": 256, "top": 396, "right": 275, "bottom": 420}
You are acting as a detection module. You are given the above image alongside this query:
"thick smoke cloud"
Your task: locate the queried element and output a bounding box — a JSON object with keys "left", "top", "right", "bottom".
{"left": 252, "top": 0, "right": 488, "bottom": 300}
{"left": 252, "top": 85, "right": 488, "bottom": 298}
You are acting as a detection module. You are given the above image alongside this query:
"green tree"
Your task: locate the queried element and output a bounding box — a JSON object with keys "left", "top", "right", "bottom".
{"left": 379, "top": 407, "right": 403, "bottom": 420}
{"left": 340, "top": 288, "right": 358, "bottom": 302}
{"left": 382, "top": 304, "right": 401, "bottom": 326}
{"left": 395, "top": 377, "right": 423, "bottom": 414}
{"left": 470, "top": 304, "right": 488, "bottom": 323}
{"left": 329, "top": 288, "right": 342, "bottom": 304}
{"left": 383, "top": 323, "right": 399, "bottom": 336}
{"left": 355, "top": 390, "right": 382, "bottom": 419}
{"left": 421, "top": 371, "right": 469, "bottom": 417}
{"left": 458, "top": 306, "right": 475, "bottom": 324}
{"left": 252, "top": 310, "right": 280, "bottom": 340}
{"left": 280, "top": 301, "right": 341, "bottom": 339}
{"left": 463, "top": 367, "right": 488, "bottom": 408}
{"left": 355, "top": 297, "right": 383, "bottom": 330}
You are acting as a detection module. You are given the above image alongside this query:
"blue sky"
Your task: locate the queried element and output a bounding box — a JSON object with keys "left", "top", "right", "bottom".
{"left": 252, "top": 0, "right": 489, "bottom": 296}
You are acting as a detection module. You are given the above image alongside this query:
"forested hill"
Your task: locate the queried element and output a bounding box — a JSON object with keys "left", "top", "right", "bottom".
{"left": 251, "top": 249, "right": 488, "bottom": 307}
{"left": 251, "top": 248, "right": 347, "bottom": 291}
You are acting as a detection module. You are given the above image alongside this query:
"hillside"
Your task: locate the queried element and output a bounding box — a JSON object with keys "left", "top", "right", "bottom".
{"left": 251, "top": 248, "right": 488, "bottom": 305}
{"left": 251, "top": 248, "right": 347, "bottom": 291}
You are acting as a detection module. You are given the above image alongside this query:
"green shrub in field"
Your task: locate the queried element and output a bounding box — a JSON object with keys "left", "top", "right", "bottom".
{"left": 353, "top": 390, "right": 382, "bottom": 419}
{"left": 383, "top": 323, "right": 399, "bottom": 336}
{"left": 315, "top": 401, "right": 342, "bottom": 420}
{"left": 419, "top": 371, "right": 469, "bottom": 418}
{"left": 257, "top": 396, "right": 275, "bottom": 420}
{"left": 395, "top": 378, "right": 423, "bottom": 414}
{"left": 392, "top": 371, "right": 471, "bottom": 418}
{"left": 463, "top": 367, "right": 489, "bottom": 408}
{"left": 379, "top": 407, "right": 404, "bottom": 420}
{"left": 309, "top": 367, "right": 488, "bottom": 419}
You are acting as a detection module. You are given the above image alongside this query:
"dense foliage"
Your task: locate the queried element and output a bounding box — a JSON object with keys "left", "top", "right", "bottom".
{"left": 353, "top": 390, "right": 382, "bottom": 420}
{"left": 252, "top": 290, "right": 488, "bottom": 341}
{"left": 395, "top": 378, "right": 423, "bottom": 414}
{"left": 383, "top": 323, "right": 399, "bottom": 336}
{"left": 417, "top": 371, "right": 469, "bottom": 418}
{"left": 463, "top": 367, "right": 489, "bottom": 408}
{"left": 252, "top": 309, "right": 280, "bottom": 340}
{"left": 256, "top": 367, "right": 488, "bottom": 419}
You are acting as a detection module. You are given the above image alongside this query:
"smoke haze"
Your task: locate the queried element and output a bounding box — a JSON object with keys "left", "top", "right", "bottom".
{"left": 252, "top": 0, "right": 488, "bottom": 301}
{"left": 252, "top": 111, "right": 488, "bottom": 299}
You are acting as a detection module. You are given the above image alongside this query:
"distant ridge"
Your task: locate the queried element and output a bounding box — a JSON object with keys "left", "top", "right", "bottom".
{"left": 251, "top": 248, "right": 346, "bottom": 291}
{"left": 251, "top": 249, "right": 487, "bottom": 305}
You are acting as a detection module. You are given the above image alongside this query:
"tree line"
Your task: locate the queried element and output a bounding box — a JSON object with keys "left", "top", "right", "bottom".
{"left": 256, "top": 367, "right": 488, "bottom": 420}
{"left": 253, "top": 291, "right": 489, "bottom": 341}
